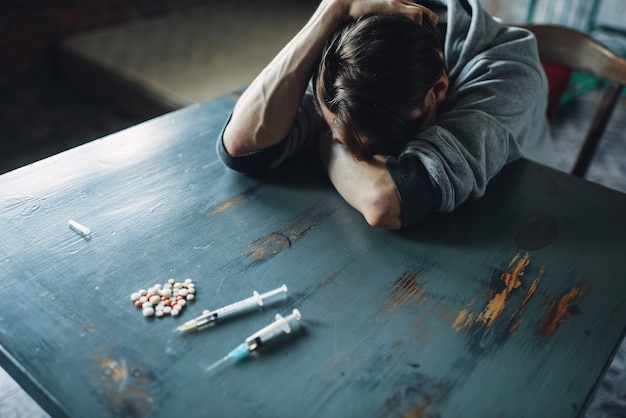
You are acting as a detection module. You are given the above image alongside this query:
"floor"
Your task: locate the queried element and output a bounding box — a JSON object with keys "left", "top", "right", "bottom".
{"left": 1, "top": 1, "right": 626, "bottom": 417}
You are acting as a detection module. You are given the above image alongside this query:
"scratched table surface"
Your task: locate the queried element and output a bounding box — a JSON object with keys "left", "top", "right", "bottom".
{"left": 1, "top": 94, "right": 626, "bottom": 418}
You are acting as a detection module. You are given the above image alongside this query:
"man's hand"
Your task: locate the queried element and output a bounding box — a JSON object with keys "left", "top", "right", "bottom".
{"left": 318, "top": 131, "right": 402, "bottom": 229}
{"left": 334, "top": 0, "right": 438, "bottom": 24}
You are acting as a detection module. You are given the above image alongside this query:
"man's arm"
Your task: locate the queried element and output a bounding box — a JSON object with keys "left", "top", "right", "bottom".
{"left": 318, "top": 132, "right": 403, "bottom": 229}
{"left": 222, "top": 0, "right": 438, "bottom": 156}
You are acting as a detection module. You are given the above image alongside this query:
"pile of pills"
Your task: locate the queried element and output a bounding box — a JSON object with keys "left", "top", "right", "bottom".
{"left": 130, "top": 278, "right": 196, "bottom": 318}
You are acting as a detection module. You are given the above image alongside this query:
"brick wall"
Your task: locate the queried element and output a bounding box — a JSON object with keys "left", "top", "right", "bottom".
{"left": 0, "top": 0, "right": 204, "bottom": 85}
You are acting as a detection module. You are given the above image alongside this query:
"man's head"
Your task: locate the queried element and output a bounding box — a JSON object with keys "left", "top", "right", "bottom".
{"left": 314, "top": 14, "right": 446, "bottom": 160}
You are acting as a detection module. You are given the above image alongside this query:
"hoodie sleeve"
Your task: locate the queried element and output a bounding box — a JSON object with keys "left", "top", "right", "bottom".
{"left": 392, "top": 0, "right": 551, "bottom": 222}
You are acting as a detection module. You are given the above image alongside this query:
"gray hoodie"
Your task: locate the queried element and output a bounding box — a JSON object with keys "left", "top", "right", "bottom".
{"left": 217, "top": 0, "right": 554, "bottom": 227}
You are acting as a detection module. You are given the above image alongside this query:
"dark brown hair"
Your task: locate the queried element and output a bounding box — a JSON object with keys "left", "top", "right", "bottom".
{"left": 314, "top": 14, "right": 444, "bottom": 160}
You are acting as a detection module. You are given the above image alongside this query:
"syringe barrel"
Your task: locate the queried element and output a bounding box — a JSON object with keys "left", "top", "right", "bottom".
{"left": 213, "top": 285, "right": 287, "bottom": 319}
{"left": 245, "top": 309, "right": 301, "bottom": 349}
{"left": 213, "top": 293, "right": 261, "bottom": 318}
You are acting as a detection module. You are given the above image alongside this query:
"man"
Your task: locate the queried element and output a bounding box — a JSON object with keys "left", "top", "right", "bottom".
{"left": 216, "top": 0, "right": 554, "bottom": 229}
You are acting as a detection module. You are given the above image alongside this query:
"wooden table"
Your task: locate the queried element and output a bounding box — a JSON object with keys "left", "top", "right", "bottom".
{"left": 1, "top": 93, "right": 625, "bottom": 418}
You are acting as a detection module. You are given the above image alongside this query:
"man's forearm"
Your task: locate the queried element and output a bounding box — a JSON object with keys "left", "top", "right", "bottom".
{"left": 222, "top": 1, "right": 345, "bottom": 156}
{"left": 318, "top": 132, "right": 402, "bottom": 229}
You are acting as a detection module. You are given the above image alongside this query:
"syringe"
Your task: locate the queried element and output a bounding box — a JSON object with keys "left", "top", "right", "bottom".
{"left": 206, "top": 308, "right": 302, "bottom": 373}
{"left": 176, "top": 284, "right": 288, "bottom": 333}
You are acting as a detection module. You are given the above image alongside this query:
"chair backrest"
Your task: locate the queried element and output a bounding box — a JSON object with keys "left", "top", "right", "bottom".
{"left": 520, "top": 24, "right": 626, "bottom": 177}
{"left": 525, "top": 0, "right": 600, "bottom": 33}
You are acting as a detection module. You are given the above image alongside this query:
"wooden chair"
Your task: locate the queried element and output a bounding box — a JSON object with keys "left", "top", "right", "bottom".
{"left": 525, "top": 0, "right": 599, "bottom": 32}
{"left": 525, "top": 0, "right": 626, "bottom": 57}
{"left": 520, "top": 24, "right": 626, "bottom": 178}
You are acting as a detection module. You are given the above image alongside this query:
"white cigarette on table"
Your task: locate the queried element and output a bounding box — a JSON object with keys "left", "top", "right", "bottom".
{"left": 68, "top": 219, "right": 91, "bottom": 238}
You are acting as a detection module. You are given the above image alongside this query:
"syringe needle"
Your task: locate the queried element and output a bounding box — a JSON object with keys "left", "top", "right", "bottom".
{"left": 205, "top": 355, "right": 230, "bottom": 374}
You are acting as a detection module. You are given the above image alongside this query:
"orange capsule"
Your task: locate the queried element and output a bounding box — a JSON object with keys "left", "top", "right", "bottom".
{"left": 134, "top": 300, "right": 143, "bottom": 307}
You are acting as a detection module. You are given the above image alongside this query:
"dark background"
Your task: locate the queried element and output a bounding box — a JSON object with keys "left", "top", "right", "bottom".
{"left": 0, "top": 0, "right": 209, "bottom": 174}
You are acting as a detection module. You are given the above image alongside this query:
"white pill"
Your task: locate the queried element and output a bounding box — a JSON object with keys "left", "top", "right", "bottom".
{"left": 68, "top": 219, "right": 91, "bottom": 237}
{"left": 178, "top": 289, "right": 188, "bottom": 297}
{"left": 142, "top": 302, "right": 153, "bottom": 309}
{"left": 149, "top": 295, "right": 160, "bottom": 304}
{"left": 155, "top": 310, "right": 164, "bottom": 317}
{"left": 130, "top": 292, "right": 141, "bottom": 301}
{"left": 142, "top": 307, "right": 155, "bottom": 317}
{"left": 186, "top": 294, "right": 195, "bottom": 301}
{"left": 160, "top": 288, "right": 172, "bottom": 297}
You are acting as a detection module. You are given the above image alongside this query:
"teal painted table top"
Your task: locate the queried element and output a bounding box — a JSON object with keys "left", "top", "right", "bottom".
{"left": 1, "top": 93, "right": 625, "bottom": 417}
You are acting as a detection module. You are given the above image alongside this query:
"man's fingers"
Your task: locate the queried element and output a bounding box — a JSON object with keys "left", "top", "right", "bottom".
{"left": 393, "top": 0, "right": 438, "bottom": 24}
{"left": 405, "top": 4, "right": 438, "bottom": 25}
{"left": 346, "top": 0, "right": 438, "bottom": 24}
